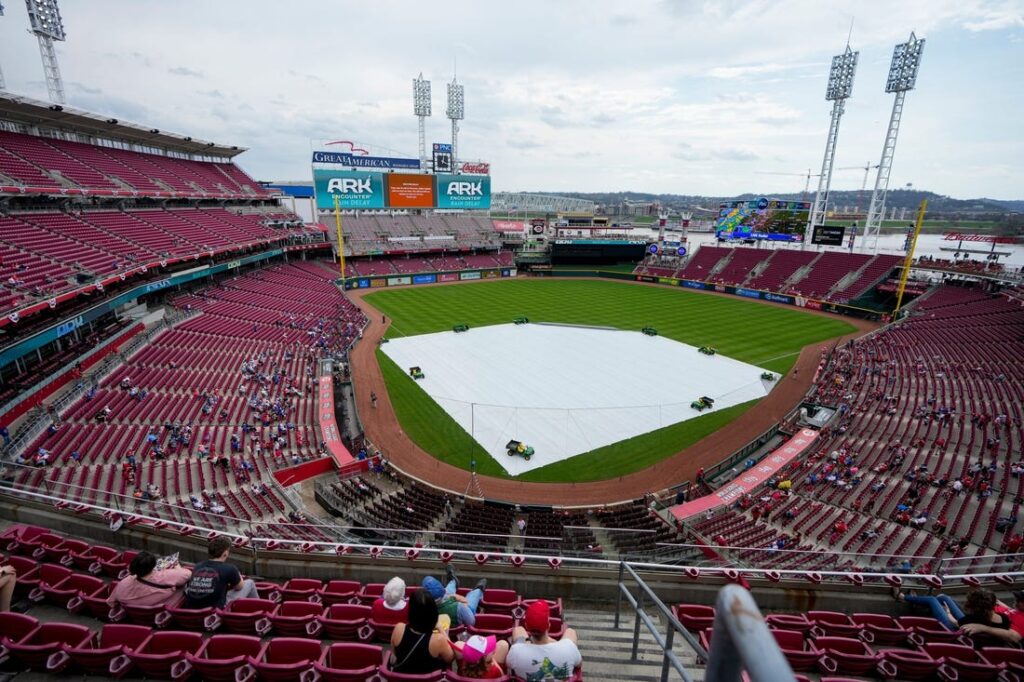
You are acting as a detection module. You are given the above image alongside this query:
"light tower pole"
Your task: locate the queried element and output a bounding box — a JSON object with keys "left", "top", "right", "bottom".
{"left": 807, "top": 45, "right": 858, "bottom": 244}
{"left": 864, "top": 32, "right": 925, "bottom": 252}
{"left": 24, "top": 0, "right": 67, "bottom": 104}
{"left": 0, "top": 3, "right": 6, "bottom": 90}
{"left": 446, "top": 77, "right": 464, "bottom": 171}
{"left": 412, "top": 74, "right": 431, "bottom": 168}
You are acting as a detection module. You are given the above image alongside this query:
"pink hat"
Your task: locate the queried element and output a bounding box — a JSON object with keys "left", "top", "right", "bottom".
{"left": 461, "top": 634, "right": 496, "bottom": 664}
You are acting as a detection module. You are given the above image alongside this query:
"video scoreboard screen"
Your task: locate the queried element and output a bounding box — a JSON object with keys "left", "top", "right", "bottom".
{"left": 715, "top": 198, "right": 810, "bottom": 242}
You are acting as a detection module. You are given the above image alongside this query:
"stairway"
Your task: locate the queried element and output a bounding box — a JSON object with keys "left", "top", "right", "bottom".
{"left": 568, "top": 602, "right": 704, "bottom": 681}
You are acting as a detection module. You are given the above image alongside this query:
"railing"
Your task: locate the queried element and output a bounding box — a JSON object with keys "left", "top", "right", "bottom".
{"left": 614, "top": 561, "right": 704, "bottom": 682}
{"left": 706, "top": 584, "right": 796, "bottom": 682}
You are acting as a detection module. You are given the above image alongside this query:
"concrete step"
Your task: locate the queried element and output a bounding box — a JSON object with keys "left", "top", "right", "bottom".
{"left": 568, "top": 605, "right": 704, "bottom": 682}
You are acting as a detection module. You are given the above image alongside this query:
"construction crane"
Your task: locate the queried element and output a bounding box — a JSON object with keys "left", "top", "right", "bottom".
{"left": 754, "top": 169, "right": 820, "bottom": 202}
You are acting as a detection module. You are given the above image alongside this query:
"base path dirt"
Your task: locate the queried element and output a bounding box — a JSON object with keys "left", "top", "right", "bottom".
{"left": 346, "top": 278, "right": 877, "bottom": 506}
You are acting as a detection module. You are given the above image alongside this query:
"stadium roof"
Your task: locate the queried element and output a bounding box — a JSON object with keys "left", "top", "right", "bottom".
{"left": 0, "top": 91, "right": 247, "bottom": 158}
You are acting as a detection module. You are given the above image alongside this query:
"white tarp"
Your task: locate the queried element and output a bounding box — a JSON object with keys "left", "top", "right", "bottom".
{"left": 382, "top": 324, "right": 772, "bottom": 476}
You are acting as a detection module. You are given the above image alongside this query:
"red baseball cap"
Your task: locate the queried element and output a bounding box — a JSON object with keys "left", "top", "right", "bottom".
{"left": 524, "top": 600, "right": 550, "bottom": 632}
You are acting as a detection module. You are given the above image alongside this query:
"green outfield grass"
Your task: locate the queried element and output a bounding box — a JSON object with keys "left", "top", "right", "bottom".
{"left": 366, "top": 279, "right": 855, "bottom": 482}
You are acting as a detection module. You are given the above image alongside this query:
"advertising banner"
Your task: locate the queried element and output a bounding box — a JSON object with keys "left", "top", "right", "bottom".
{"left": 438, "top": 273, "right": 460, "bottom": 282}
{"left": 483, "top": 270, "right": 499, "bottom": 279}
{"left": 658, "top": 277, "right": 678, "bottom": 285}
{"left": 312, "top": 151, "right": 420, "bottom": 170}
{"left": 735, "top": 288, "right": 762, "bottom": 299}
{"left": 313, "top": 169, "right": 385, "bottom": 209}
{"left": 669, "top": 430, "right": 819, "bottom": 521}
{"left": 764, "top": 292, "right": 794, "bottom": 305}
{"left": 413, "top": 274, "right": 437, "bottom": 284}
{"left": 387, "top": 174, "right": 435, "bottom": 208}
{"left": 435, "top": 173, "right": 492, "bottom": 209}
{"left": 370, "top": 278, "right": 387, "bottom": 288}
{"left": 811, "top": 225, "right": 846, "bottom": 246}
{"left": 387, "top": 276, "right": 412, "bottom": 286}
{"left": 460, "top": 271, "right": 482, "bottom": 281}
{"left": 318, "top": 375, "right": 354, "bottom": 469}
{"left": 493, "top": 220, "right": 525, "bottom": 232}
{"left": 682, "top": 280, "right": 707, "bottom": 290}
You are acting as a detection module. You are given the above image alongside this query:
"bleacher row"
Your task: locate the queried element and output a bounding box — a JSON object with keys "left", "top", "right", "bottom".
{"left": 676, "top": 601, "right": 1024, "bottom": 680}
{"left": 636, "top": 246, "right": 904, "bottom": 303}
{"left": 0, "top": 524, "right": 569, "bottom": 682}
{"left": 347, "top": 252, "right": 514, "bottom": 278}
{"left": 13, "top": 262, "right": 365, "bottom": 540}
{"left": 343, "top": 215, "right": 502, "bottom": 256}
{"left": 0, "top": 130, "right": 267, "bottom": 197}
{"left": 684, "top": 284, "right": 1024, "bottom": 573}
{"left": 0, "top": 208, "right": 301, "bottom": 317}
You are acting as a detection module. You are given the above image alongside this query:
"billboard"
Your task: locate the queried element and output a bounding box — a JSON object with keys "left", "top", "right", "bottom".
{"left": 314, "top": 169, "right": 385, "bottom": 210}
{"left": 312, "top": 151, "right": 420, "bottom": 170}
{"left": 811, "top": 225, "right": 846, "bottom": 246}
{"left": 715, "top": 198, "right": 809, "bottom": 242}
{"left": 436, "top": 173, "right": 492, "bottom": 209}
{"left": 387, "top": 174, "right": 436, "bottom": 208}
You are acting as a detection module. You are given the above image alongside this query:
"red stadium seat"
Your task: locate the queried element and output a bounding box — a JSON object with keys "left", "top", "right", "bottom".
{"left": 851, "top": 613, "right": 911, "bottom": 646}
{"left": 1, "top": 623, "right": 92, "bottom": 672}
{"left": 46, "top": 623, "right": 152, "bottom": 676}
{"left": 480, "top": 588, "right": 520, "bottom": 615}
{"left": 212, "top": 597, "right": 276, "bottom": 635}
{"left": 111, "top": 630, "right": 204, "bottom": 679}
{"left": 239, "top": 637, "right": 322, "bottom": 682}
{"left": 816, "top": 636, "right": 880, "bottom": 677}
{"left": 269, "top": 601, "right": 324, "bottom": 637}
{"left": 318, "top": 580, "right": 361, "bottom": 606}
{"left": 281, "top": 578, "right": 323, "bottom": 602}
{"left": 378, "top": 650, "right": 445, "bottom": 682}
{"left": 770, "top": 629, "right": 821, "bottom": 672}
{"left": 923, "top": 643, "right": 1001, "bottom": 682}
{"left": 177, "top": 634, "right": 263, "bottom": 682}
{"left": 673, "top": 604, "right": 715, "bottom": 633}
{"left": 468, "top": 613, "right": 515, "bottom": 639}
{"left": 310, "top": 642, "right": 384, "bottom": 682}
{"left": 319, "top": 603, "right": 372, "bottom": 641}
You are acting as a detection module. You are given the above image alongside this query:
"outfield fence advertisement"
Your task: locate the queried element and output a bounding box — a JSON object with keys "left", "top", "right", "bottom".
{"left": 345, "top": 268, "right": 515, "bottom": 290}
{"left": 314, "top": 169, "right": 385, "bottom": 209}
{"left": 314, "top": 168, "right": 491, "bottom": 210}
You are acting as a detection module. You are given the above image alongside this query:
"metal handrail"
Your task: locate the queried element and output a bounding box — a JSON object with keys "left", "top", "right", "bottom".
{"left": 614, "top": 561, "right": 705, "bottom": 682}
{"left": 706, "top": 584, "right": 796, "bottom": 682}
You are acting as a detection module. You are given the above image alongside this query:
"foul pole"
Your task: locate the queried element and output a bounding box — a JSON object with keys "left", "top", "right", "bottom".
{"left": 333, "top": 194, "right": 346, "bottom": 280}
{"left": 893, "top": 199, "right": 927, "bottom": 317}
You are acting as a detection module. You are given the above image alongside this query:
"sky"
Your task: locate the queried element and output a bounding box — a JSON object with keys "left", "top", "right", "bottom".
{"left": 0, "top": 0, "right": 1022, "bottom": 199}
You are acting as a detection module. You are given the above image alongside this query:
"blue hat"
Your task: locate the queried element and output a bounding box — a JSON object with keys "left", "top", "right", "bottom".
{"left": 422, "top": 576, "right": 445, "bottom": 601}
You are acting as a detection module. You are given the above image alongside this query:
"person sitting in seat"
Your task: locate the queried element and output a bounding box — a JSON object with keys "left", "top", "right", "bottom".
{"left": 390, "top": 589, "right": 454, "bottom": 674}
{"left": 371, "top": 576, "right": 409, "bottom": 627}
{"left": 454, "top": 634, "right": 510, "bottom": 679}
{"left": 183, "top": 536, "right": 259, "bottom": 609}
{"left": 507, "top": 600, "right": 582, "bottom": 680}
{"left": 422, "top": 563, "right": 486, "bottom": 627}
{"left": 0, "top": 563, "right": 16, "bottom": 612}
{"left": 107, "top": 551, "right": 192, "bottom": 609}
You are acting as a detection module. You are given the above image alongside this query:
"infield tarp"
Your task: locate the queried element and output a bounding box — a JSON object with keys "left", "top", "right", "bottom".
{"left": 381, "top": 324, "right": 773, "bottom": 476}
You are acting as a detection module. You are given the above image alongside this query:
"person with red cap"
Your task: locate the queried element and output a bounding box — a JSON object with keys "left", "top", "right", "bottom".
{"left": 507, "top": 600, "right": 582, "bottom": 681}
{"left": 453, "top": 634, "right": 510, "bottom": 678}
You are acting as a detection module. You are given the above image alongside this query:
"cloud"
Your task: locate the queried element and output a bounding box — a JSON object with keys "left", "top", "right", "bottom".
{"left": 69, "top": 82, "right": 102, "bottom": 95}
{"left": 507, "top": 138, "right": 544, "bottom": 150}
{"left": 610, "top": 14, "right": 638, "bottom": 26}
{"left": 202, "top": 89, "right": 225, "bottom": 99}
{"left": 168, "top": 66, "right": 204, "bottom": 78}
{"left": 709, "top": 62, "right": 822, "bottom": 79}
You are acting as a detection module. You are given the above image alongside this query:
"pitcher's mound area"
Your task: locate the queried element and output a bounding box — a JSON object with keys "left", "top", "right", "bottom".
{"left": 381, "top": 323, "right": 773, "bottom": 476}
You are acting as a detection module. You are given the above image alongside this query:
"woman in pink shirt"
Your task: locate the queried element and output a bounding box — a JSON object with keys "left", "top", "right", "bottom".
{"left": 107, "top": 551, "right": 192, "bottom": 609}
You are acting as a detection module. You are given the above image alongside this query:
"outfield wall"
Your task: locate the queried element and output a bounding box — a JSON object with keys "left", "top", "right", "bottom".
{"left": 343, "top": 267, "right": 517, "bottom": 290}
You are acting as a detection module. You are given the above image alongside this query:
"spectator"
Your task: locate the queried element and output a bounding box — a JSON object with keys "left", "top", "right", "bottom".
{"left": 957, "top": 589, "right": 1021, "bottom": 645}
{"left": 107, "top": 551, "right": 192, "bottom": 609}
{"left": 183, "top": 536, "right": 259, "bottom": 608}
{"left": 371, "top": 576, "right": 409, "bottom": 626}
{"left": 389, "top": 589, "right": 454, "bottom": 674}
{"left": 0, "top": 563, "right": 16, "bottom": 612}
{"left": 454, "top": 634, "right": 510, "bottom": 679}
{"left": 422, "top": 564, "right": 486, "bottom": 627}
{"left": 507, "top": 600, "right": 582, "bottom": 681}
{"left": 995, "top": 591, "right": 1024, "bottom": 638}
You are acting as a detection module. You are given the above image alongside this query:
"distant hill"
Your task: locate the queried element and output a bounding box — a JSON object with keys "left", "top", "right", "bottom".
{"left": 533, "top": 189, "right": 1022, "bottom": 220}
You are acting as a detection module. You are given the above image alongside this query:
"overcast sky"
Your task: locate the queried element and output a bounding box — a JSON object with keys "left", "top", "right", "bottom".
{"left": 1, "top": 1, "right": 1022, "bottom": 198}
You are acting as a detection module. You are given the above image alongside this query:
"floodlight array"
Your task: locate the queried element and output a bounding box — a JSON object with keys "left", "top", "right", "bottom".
{"left": 413, "top": 75, "right": 431, "bottom": 117}
{"left": 825, "top": 46, "right": 858, "bottom": 101}
{"left": 446, "top": 81, "right": 464, "bottom": 121}
{"left": 885, "top": 32, "right": 925, "bottom": 93}
{"left": 24, "top": 0, "right": 65, "bottom": 40}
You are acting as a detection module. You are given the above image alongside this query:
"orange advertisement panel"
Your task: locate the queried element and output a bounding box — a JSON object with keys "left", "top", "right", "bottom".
{"left": 387, "top": 174, "right": 435, "bottom": 208}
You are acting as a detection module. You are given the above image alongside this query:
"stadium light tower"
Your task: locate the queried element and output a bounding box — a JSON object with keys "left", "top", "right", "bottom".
{"left": 864, "top": 32, "right": 925, "bottom": 252}
{"left": 806, "top": 44, "right": 858, "bottom": 244}
{"left": 446, "top": 76, "right": 464, "bottom": 171}
{"left": 413, "top": 74, "right": 431, "bottom": 167}
{"left": 24, "top": 0, "right": 67, "bottom": 104}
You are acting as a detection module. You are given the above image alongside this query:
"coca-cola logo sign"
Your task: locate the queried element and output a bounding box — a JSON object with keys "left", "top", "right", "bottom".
{"left": 459, "top": 162, "right": 490, "bottom": 175}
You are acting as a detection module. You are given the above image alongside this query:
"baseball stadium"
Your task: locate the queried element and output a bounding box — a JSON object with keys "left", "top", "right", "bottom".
{"left": 0, "top": 2, "right": 1022, "bottom": 681}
